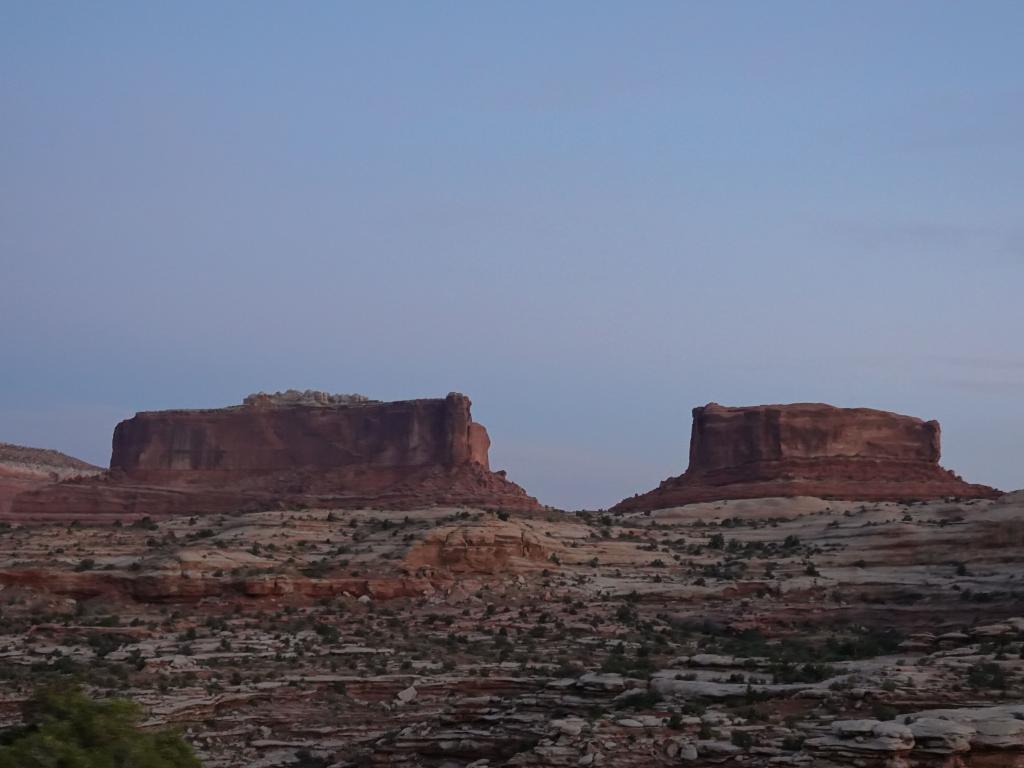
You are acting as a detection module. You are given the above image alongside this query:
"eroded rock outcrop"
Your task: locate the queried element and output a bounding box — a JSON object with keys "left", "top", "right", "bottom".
{"left": 614, "top": 402, "right": 999, "bottom": 512}
{"left": 404, "top": 519, "right": 553, "bottom": 574}
{"left": 10, "top": 393, "right": 539, "bottom": 520}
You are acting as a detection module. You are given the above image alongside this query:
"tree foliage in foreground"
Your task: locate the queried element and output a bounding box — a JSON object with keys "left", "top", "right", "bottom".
{"left": 0, "top": 685, "right": 201, "bottom": 768}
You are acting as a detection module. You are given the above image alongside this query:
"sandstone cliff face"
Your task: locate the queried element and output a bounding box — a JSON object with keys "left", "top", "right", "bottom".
{"left": 688, "top": 402, "right": 941, "bottom": 470}
{"left": 615, "top": 402, "right": 999, "bottom": 512}
{"left": 9, "top": 393, "right": 537, "bottom": 519}
{"left": 110, "top": 392, "right": 488, "bottom": 473}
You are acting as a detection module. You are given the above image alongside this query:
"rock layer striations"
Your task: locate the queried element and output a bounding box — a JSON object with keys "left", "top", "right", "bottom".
{"left": 614, "top": 402, "right": 999, "bottom": 512}
{"left": 10, "top": 393, "right": 538, "bottom": 520}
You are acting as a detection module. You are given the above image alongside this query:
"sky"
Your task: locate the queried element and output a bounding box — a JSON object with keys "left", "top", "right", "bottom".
{"left": 1, "top": 2, "right": 1022, "bottom": 509}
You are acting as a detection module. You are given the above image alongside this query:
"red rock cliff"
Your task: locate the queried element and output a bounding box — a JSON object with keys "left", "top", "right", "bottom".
{"left": 10, "top": 393, "right": 537, "bottom": 520}
{"left": 110, "top": 392, "right": 489, "bottom": 473}
{"left": 614, "top": 403, "right": 999, "bottom": 512}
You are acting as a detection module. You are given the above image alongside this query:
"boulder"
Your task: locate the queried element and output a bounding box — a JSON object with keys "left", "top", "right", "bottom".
{"left": 395, "top": 685, "right": 417, "bottom": 703}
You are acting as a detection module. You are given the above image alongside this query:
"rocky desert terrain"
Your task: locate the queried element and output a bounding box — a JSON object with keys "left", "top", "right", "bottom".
{"left": 1, "top": 395, "right": 1020, "bottom": 767}
{"left": 1, "top": 493, "right": 1023, "bottom": 767}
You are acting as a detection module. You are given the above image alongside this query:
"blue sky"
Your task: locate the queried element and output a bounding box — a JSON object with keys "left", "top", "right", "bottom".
{"left": 2, "top": 2, "right": 1022, "bottom": 508}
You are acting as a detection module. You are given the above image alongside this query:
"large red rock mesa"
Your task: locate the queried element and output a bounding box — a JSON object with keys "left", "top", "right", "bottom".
{"left": 613, "top": 402, "right": 1000, "bottom": 512}
{"left": 10, "top": 391, "right": 539, "bottom": 520}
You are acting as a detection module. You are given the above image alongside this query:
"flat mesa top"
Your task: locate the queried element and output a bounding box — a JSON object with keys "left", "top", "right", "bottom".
{"left": 699, "top": 402, "right": 933, "bottom": 423}
{"left": 128, "top": 392, "right": 473, "bottom": 417}
{"left": 242, "top": 390, "right": 374, "bottom": 407}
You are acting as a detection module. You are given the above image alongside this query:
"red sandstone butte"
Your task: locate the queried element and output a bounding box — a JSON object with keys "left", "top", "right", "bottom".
{"left": 613, "top": 402, "right": 1000, "bottom": 512}
{"left": 10, "top": 392, "right": 539, "bottom": 521}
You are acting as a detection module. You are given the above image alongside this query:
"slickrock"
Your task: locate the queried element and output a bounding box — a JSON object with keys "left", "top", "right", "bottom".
{"left": 900, "top": 716, "right": 975, "bottom": 753}
{"left": 0, "top": 493, "right": 1022, "bottom": 767}
{"left": 10, "top": 392, "right": 539, "bottom": 520}
{"left": 806, "top": 719, "right": 915, "bottom": 763}
{"left": 614, "top": 402, "right": 999, "bottom": 511}
{"left": 899, "top": 705, "right": 1024, "bottom": 751}
{"left": 808, "top": 708, "right": 1024, "bottom": 764}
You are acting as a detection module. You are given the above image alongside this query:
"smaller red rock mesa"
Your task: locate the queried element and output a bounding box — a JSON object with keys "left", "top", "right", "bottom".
{"left": 613, "top": 402, "right": 1000, "bottom": 512}
{"left": 10, "top": 392, "right": 539, "bottom": 521}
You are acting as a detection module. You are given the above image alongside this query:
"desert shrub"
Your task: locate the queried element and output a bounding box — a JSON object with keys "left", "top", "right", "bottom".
{"left": 86, "top": 633, "right": 124, "bottom": 659}
{"left": 872, "top": 702, "right": 898, "bottom": 720}
{"left": 292, "top": 749, "right": 328, "bottom": 768}
{"left": 731, "top": 730, "right": 754, "bottom": 748}
{"left": 771, "top": 661, "right": 834, "bottom": 684}
{"left": 824, "top": 627, "right": 904, "bottom": 660}
{"left": 781, "top": 734, "right": 805, "bottom": 751}
{"left": 967, "top": 662, "right": 1007, "bottom": 690}
{"left": 0, "top": 685, "right": 200, "bottom": 767}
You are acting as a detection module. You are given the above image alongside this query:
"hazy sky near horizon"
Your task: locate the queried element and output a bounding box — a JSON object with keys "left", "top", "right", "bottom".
{"left": 2, "top": 2, "right": 1022, "bottom": 508}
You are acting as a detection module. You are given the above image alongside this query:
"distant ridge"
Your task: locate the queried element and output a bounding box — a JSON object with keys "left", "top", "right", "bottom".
{"left": 0, "top": 441, "right": 102, "bottom": 516}
{"left": 0, "top": 442, "right": 102, "bottom": 474}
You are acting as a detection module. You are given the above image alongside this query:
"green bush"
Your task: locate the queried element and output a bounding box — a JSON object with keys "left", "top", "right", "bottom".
{"left": 0, "top": 685, "right": 201, "bottom": 768}
{"left": 731, "top": 730, "right": 754, "bottom": 748}
{"left": 967, "top": 661, "right": 1007, "bottom": 690}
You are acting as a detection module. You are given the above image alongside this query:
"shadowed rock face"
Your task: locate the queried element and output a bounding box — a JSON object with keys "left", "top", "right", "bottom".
{"left": 688, "top": 402, "right": 941, "bottom": 470}
{"left": 110, "top": 393, "right": 491, "bottom": 473}
{"left": 9, "top": 393, "right": 538, "bottom": 520}
{"left": 615, "top": 402, "right": 999, "bottom": 512}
